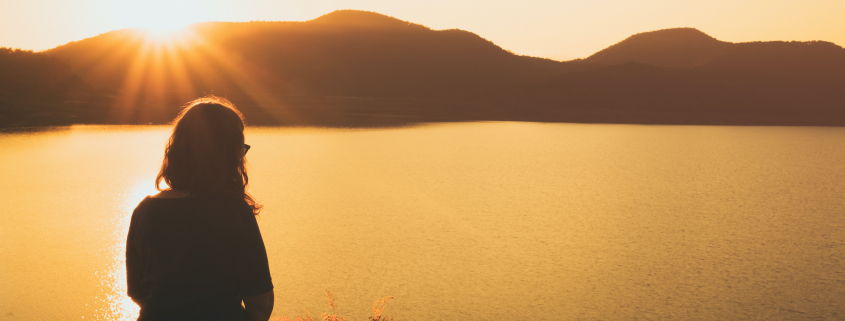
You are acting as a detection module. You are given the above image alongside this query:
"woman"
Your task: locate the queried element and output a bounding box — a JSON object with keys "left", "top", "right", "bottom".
{"left": 126, "top": 96, "right": 274, "bottom": 321}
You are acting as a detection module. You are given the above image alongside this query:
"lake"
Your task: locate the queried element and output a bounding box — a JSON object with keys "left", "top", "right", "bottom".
{"left": 1, "top": 122, "right": 844, "bottom": 320}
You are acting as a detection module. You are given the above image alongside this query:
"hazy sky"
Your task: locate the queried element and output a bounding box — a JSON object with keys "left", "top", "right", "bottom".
{"left": 1, "top": 0, "right": 843, "bottom": 60}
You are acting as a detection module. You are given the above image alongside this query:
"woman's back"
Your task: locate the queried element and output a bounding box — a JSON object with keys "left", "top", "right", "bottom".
{"left": 126, "top": 96, "right": 273, "bottom": 320}
{"left": 126, "top": 195, "right": 273, "bottom": 321}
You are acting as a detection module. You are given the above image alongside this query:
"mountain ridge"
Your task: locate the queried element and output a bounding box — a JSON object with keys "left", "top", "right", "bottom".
{"left": 584, "top": 27, "right": 845, "bottom": 70}
{"left": 2, "top": 10, "right": 844, "bottom": 127}
{"left": 45, "top": 10, "right": 574, "bottom": 100}
{"left": 585, "top": 28, "right": 731, "bottom": 67}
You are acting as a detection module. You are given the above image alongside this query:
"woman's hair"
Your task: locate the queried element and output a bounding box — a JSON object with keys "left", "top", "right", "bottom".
{"left": 156, "top": 95, "right": 262, "bottom": 215}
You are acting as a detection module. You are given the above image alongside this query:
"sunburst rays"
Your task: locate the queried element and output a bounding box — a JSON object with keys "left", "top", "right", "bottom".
{"left": 183, "top": 33, "right": 286, "bottom": 124}
{"left": 102, "top": 26, "right": 290, "bottom": 125}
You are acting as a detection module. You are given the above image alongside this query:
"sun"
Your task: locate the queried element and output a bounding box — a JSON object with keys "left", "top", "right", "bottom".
{"left": 141, "top": 24, "right": 190, "bottom": 41}
{"left": 113, "top": 0, "right": 198, "bottom": 37}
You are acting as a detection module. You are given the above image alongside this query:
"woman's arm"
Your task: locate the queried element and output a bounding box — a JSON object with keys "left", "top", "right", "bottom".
{"left": 243, "top": 290, "right": 274, "bottom": 321}
{"left": 126, "top": 205, "right": 147, "bottom": 309}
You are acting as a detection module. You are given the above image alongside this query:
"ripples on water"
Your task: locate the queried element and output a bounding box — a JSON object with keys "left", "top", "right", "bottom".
{"left": 1, "top": 123, "right": 844, "bottom": 320}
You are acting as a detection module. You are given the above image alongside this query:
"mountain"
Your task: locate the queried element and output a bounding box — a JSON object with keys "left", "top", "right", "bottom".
{"left": 586, "top": 28, "right": 845, "bottom": 80}
{"left": 0, "top": 48, "right": 83, "bottom": 97}
{"left": 489, "top": 34, "right": 845, "bottom": 125}
{"left": 2, "top": 11, "right": 844, "bottom": 127}
{"left": 485, "top": 62, "right": 845, "bottom": 125}
{"left": 46, "top": 10, "right": 574, "bottom": 99}
{"left": 34, "top": 10, "right": 584, "bottom": 125}
{"left": 0, "top": 48, "right": 113, "bottom": 126}
{"left": 585, "top": 28, "right": 731, "bottom": 68}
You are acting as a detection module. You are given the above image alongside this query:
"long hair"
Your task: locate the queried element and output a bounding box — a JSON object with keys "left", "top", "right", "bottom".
{"left": 155, "top": 95, "right": 262, "bottom": 215}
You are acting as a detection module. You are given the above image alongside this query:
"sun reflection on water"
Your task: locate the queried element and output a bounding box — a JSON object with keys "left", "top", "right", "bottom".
{"left": 96, "top": 179, "right": 157, "bottom": 321}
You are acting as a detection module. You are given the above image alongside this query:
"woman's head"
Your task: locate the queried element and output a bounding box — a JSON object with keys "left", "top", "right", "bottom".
{"left": 156, "top": 95, "right": 261, "bottom": 214}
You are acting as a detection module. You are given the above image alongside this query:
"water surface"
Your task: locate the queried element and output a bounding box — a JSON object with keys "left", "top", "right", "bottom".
{"left": 1, "top": 123, "right": 844, "bottom": 320}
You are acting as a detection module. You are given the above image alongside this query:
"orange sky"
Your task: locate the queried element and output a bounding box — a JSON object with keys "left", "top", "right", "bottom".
{"left": 1, "top": 0, "right": 843, "bottom": 60}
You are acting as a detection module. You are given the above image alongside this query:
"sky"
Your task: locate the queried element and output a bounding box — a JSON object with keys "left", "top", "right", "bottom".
{"left": 1, "top": 0, "right": 843, "bottom": 61}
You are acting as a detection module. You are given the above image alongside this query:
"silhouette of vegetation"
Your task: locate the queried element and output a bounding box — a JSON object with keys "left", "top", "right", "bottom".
{"left": 483, "top": 62, "right": 845, "bottom": 125}
{"left": 0, "top": 48, "right": 81, "bottom": 96}
{"left": 47, "top": 10, "right": 573, "bottom": 99}
{"left": 0, "top": 47, "right": 110, "bottom": 126}
{"left": 585, "top": 28, "right": 732, "bottom": 68}
{"left": 1, "top": 11, "right": 844, "bottom": 127}
{"left": 494, "top": 28, "right": 845, "bottom": 125}
{"left": 271, "top": 290, "right": 393, "bottom": 321}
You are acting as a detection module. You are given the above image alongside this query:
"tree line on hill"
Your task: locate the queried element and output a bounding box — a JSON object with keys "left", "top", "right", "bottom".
{"left": 1, "top": 10, "right": 843, "bottom": 127}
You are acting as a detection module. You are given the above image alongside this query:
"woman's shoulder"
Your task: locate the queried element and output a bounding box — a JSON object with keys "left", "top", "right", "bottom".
{"left": 131, "top": 190, "right": 190, "bottom": 217}
{"left": 149, "top": 189, "right": 191, "bottom": 199}
{"left": 132, "top": 190, "right": 190, "bottom": 215}
{"left": 133, "top": 191, "right": 250, "bottom": 217}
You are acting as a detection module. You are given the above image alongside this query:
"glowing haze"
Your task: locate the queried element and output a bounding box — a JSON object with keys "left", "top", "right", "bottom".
{"left": 1, "top": 0, "right": 843, "bottom": 60}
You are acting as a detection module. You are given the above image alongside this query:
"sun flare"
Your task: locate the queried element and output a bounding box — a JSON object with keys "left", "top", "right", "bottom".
{"left": 141, "top": 25, "right": 191, "bottom": 42}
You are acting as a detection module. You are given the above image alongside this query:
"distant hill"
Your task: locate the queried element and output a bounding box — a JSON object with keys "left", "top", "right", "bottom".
{"left": 35, "top": 10, "right": 584, "bottom": 125}
{"left": 0, "top": 48, "right": 83, "bottom": 97}
{"left": 0, "top": 48, "right": 112, "bottom": 126}
{"left": 586, "top": 28, "right": 845, "bottom": 79}
{"left": 490, "top": 34, "right": 845, "bottom": 125}
{"left": 485, "top": 61, "right": 845, "bottom": 125}
{"left": 585, "top": 28, "right": 731, "bottom": 68}
{"left": 47, "top": 10, "right": 574, "bottom": 99}
{"left": 699, "top": 40, "right": 845, "bottom": 86}
{"left": 1, "top": 10, "right": 844, "bottom": 127}
{"left": 485, "top": 27, "right": 845, "bottom": 125}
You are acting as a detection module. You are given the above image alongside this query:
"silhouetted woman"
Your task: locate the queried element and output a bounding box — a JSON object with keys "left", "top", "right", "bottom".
{"left": 126, "top": 96, "right": 274, "bottom": 321}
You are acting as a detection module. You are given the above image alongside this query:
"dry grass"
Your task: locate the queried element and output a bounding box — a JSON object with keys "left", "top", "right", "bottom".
{"left": 272, "top": 290, "right": 394, "bottom": 321}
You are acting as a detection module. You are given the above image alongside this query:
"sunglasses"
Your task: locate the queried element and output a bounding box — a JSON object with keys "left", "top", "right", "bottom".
{"left": 244, "top": 144, "right": 251, "bottom": 155}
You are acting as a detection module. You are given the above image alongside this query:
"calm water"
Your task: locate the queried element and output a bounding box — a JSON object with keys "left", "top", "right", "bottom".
{"left": 1, "top": 122, "right": 844, "bottom": 320}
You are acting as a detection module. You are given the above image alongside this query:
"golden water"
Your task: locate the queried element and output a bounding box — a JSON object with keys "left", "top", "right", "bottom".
{"left": 1, "top": 122, "right": 844, "bottom": 320}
